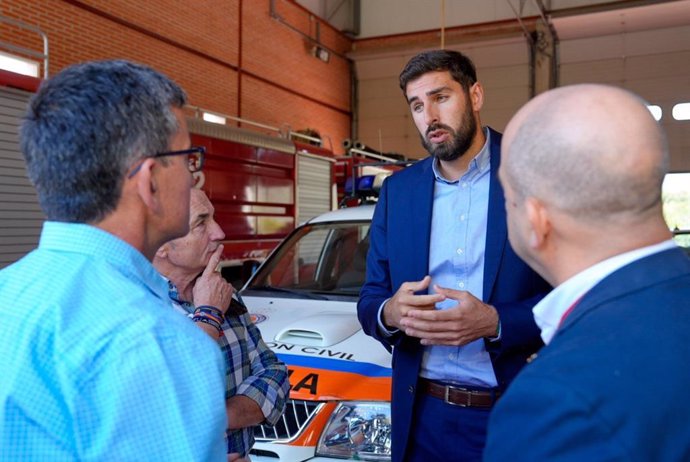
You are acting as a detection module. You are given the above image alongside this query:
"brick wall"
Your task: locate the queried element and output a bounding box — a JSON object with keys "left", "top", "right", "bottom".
{"left": 0, "top": 0, "right": 352, "bottom": 152}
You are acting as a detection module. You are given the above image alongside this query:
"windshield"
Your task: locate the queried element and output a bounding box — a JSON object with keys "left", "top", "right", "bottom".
{"left": 246, "top": 220, "right": 371, "bottom": 298}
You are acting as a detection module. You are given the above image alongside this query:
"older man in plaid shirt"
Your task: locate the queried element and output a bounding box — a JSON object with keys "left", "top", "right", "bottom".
{"left": 155, "top": 188, "right": 289, "bottom": 461}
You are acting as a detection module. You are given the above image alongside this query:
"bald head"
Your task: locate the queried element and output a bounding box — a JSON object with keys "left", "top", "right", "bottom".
{"left": 502, "top": 84, "right": 668, "bottom": 225}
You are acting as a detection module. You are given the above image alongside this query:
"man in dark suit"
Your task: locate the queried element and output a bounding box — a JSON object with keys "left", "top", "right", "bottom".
{"left": 357, "top": 49, "right": 550, "bottom": 462}
{"left": 484, "top": 84, "right": 690, "bottom": 461}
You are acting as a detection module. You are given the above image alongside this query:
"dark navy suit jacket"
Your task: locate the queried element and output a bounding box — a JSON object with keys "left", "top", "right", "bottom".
{"left": 357, "top": 128, "right": 550, "bottom": 462}
{"left": 485, "top": 247, "right": 690, "bottom": 462}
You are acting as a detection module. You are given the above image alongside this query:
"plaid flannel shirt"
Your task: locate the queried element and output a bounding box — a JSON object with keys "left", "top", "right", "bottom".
{"left": 168, "top": 281, "right": 290, "bottom": 457}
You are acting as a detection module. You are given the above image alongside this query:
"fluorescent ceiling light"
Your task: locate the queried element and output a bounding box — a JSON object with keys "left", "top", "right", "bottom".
{"left": 646, "top": 105, "right": 662, "bottom": 121}
{"left": 672, "top": 103, "right": 690, "bottom": 121}
{"left": 202, "top": 112, "right": 226, "bottom": 125}
{"left": 0, "top": 51, "right": 39, "bottom": 77}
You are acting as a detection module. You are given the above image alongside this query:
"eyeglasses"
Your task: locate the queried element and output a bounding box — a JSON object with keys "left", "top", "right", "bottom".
{"left": 127, "top": 146, "right": 206, "bottom": 178}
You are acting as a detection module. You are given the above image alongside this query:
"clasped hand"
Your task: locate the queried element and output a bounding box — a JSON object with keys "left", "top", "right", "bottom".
{"left": 383, "top": 275, "right": 499, "bottom": 346}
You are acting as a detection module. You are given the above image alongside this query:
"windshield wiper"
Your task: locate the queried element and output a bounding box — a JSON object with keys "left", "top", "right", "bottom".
{"left": 246, "top": 285, "right": 329, "bottom": 300}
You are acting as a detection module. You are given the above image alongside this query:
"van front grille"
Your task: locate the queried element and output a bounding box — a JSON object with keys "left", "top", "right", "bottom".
{"left": 254, "top": 399, "right": 324, "bottom": 442}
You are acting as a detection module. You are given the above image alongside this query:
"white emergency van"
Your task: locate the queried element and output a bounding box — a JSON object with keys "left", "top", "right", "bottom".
{"left": 242, "top": 203, "right": 393, "bottom": 462}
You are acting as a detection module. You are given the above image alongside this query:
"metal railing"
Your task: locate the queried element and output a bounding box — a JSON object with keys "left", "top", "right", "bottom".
{"left": 0, "top": 15, "right": 49, "bottom": 78}
{"left": 187, "top": 105, "right": 332, "bottom": 150}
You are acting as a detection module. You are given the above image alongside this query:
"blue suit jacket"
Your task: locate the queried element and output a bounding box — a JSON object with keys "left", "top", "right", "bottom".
{"left": 357, "top": 128, "right": 550, "bottom": 462}
{"left": 485, "top": 247, "right": 690, "bottom": 462}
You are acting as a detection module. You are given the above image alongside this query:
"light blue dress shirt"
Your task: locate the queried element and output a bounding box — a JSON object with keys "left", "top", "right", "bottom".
{"left": 420, "top": 127, "right": 498, "bottom": 388}
{"left": 0, "top": 222, "right": 227, "bottom": 461}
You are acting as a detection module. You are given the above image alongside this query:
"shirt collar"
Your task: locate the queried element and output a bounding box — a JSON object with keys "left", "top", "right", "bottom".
{"left": 166, "top": 278, "right": 196, "bottom": 315}
{"left": 432, "top": 127, "right": 491, "bottom": 184}
{"left": 39, "top": 221, "right": 169, "bottom": 301}
{"left": 167, "top": 278, "right": 183, "bottom": 303}
{"left": 534, "top": 239, "right": 677, "bottom": 344}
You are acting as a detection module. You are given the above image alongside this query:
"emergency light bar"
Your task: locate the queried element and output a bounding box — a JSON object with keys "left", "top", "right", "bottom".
{"left": 344, "top": 173, "right": 391, "bottom": 197}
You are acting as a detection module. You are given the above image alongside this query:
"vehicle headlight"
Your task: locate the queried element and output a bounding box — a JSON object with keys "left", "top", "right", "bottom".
{"left": 316, "top": 401, "right": 391, "bottom": 461}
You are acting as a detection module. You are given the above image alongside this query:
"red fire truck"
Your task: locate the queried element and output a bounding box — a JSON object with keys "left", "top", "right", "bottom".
{"left": 185, "top": 111, "right": 339, "bottom": 285}
{"left": 0, "top": 68, "right": 396, "bottom": 283}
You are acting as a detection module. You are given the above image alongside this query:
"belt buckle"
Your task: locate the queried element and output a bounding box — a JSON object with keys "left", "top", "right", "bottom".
{"left": 444, "top": 384, "right": 470, "bottom": 407}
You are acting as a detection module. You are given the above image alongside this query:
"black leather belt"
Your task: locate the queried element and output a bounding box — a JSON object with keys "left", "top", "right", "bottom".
{"left": 419, "top": 378, "right": 500, "bottom": 408}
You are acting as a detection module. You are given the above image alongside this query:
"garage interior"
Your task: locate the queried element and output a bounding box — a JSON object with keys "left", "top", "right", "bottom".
{"left": 1, "top": 0, "right": 689, "bottom": 262}
{"left": 0, "top": 0, "right": 690, "bottom": 460}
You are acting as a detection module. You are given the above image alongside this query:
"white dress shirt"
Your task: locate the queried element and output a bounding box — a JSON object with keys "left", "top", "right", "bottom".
{"left": 533, "top": 239, "right": 677, "bottom": 344}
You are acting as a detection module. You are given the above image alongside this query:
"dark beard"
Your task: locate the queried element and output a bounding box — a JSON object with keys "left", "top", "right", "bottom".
{"left": 420, "top": 105, "right": 477, "bottom": 162}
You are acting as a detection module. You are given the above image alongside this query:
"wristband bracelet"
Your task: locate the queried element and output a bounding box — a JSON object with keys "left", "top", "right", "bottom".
{"left": 193, "top": 312, "right": 222, "bottom": 325}
{"left": 196, "top": 304, "right": 223, "bottom": 312}
{"left": 193, "top": 311, "right": 224, "bottom": 327}
{"left": 196, "top": 305, "right": 224, "bottom": 314}
{"left": 193, "top": 316, "right": 222, "bottom": 332}
{"left": 194, "top": 305, "right": 224, "bottom": 323}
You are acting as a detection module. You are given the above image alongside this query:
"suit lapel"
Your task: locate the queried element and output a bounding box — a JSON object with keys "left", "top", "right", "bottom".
{"left": 400, "top": 159, "right": 435, "bottom": 372}
{"left": 483, "top": 129, "right": 507, "bottom": 302}
{"left": 406, "top": 157, "right": 435, "bottom": 288}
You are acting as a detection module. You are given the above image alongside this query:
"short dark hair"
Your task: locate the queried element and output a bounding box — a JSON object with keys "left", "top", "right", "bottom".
{"left": 399, "top": 49, "right": 477, "bottom": 95}
{"left": 20, "top": 60, "right": 187, "bottom": 223}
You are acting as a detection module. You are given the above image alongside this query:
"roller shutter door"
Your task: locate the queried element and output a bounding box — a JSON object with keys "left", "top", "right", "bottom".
{"left": 558, "top": 24, "right": 690, "bottom": 171}
{"left": 296, "top": 152, "right": 333, "bottom": 225}
{"left": 0, "top": 86, "right": 43, "bottom": 269}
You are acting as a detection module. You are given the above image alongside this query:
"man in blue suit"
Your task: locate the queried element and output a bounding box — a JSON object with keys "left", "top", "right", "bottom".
{"left": 358, "top": 49, "right": 550, "bottom": 462}
{"left": 484, "top": 84, "right": 690, "bottom": 461}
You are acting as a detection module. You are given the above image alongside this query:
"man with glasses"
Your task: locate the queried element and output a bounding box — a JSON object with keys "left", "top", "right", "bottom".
{"left": 154, "top": 188, "right": 289, "bottom": 462}
{"left": 0, "top": 60, "right": 227, "bottom": 460}
{"left": 127, "top": 145, "right": 206, "bottom": 178}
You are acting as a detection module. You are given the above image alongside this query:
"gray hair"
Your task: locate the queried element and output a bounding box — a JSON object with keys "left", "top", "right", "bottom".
{"left": 503, "top": 85, "right": 669, "bottom": 224}
{"left": 20, "top": 60, "right": 187, "bottom": 223}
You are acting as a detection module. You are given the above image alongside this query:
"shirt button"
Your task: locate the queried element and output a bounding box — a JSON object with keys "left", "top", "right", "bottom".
{"left": 448, "top": 353, "right": 455, "bottom": 360}
{"left": 462, "top": 182, "right": 468, "bottom": 188}
{"left": 460, "top": 214, "right": 466, "bottom": 221}
{"left": 458, "top": 281, "right": 465, "bottom": 289}
{"left": 408, "top": 386, "right": 414, "bottom": 393}
{"left": 456, "top": 248, "right": 463, "bottom": 255}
